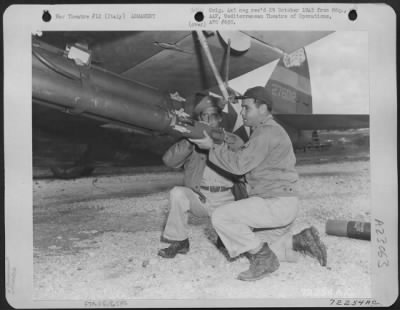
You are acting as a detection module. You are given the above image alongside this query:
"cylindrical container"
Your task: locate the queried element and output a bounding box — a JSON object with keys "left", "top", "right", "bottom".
{"left": 326, "top": 219, "right": 371, "bottom": 241}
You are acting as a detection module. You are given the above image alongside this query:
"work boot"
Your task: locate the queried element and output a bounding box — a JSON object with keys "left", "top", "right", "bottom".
{"left": 293, "top": 226, "right": 327, "bottom": 266}
{"left": 237, "top": 243, "right": 280, "bottom": 281}
{"left": 158, "top": 239, "right": 189, "bottom": 258}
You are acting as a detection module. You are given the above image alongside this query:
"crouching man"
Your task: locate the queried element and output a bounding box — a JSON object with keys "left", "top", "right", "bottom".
{"left": 190, "top": 87, "right": 327, "bottom": 281}
{"left": 158, "top": 95, "right": 242, "bottom": 258}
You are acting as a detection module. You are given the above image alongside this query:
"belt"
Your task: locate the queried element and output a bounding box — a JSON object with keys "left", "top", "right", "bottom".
{"left": 200, "top": 185, "right": 231, "bottom": 193}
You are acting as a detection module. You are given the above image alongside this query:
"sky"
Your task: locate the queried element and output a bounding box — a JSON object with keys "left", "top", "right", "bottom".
{"left": 229, "top": 31, "right": 369, "bottom": 115}
{"left": 306, "top": 31, "right": 369, "bottom": 114}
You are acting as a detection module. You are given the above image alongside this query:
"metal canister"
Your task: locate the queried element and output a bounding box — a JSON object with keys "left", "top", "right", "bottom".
{"left": 326, "top": 219, "right": 371, "bottom": 240}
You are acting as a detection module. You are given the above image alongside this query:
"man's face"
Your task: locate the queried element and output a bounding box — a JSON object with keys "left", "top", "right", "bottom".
{"left": 199, "top": 107, "right": 222, "bottom": 128}
{"left": 240, "top": 98, "right": 266, "bottom": 128}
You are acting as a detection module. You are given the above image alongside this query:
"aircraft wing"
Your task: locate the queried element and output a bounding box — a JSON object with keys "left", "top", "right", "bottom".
{"left": 38, "top": 31, "right": 333, "bottom": 97}
{"left": 242, "top": 31, "right": 335, "bottom": 54}
{"left": 119, "top": 31, "right": 333, "bottom": 97}
{"left": 274, "top": 114, "right": 370, "bottom": 130}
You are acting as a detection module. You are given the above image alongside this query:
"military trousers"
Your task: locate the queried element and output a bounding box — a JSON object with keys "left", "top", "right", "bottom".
{"left": 211, "top": 196, "right": 300, "bottom": 262}
{"left": 162, "top": 186, "right": 235, "bottom": 241}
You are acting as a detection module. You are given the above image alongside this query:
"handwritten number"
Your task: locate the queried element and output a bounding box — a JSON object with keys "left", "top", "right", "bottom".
{"left": 377, "top": 236, "right": 387, "bottom": 244}
{"left": 375, "top": 219, "right": 389, "bottom": 268}
{"left": 378, "top": 260, "right": 389, "bottom": 268}
{"left": 330, "top": 299, "right": 379, "bottom": 306}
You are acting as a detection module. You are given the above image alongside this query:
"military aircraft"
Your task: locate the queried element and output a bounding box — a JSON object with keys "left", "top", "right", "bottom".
{"left": 32, "top": 31, "right": 369, "bottom": 178}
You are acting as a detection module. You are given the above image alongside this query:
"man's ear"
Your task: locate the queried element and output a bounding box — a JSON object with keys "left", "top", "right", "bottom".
{"left": 259, "top": 103, "right": 268, "bottom": 114}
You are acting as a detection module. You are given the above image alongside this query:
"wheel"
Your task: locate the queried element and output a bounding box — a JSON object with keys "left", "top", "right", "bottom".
{"left": 50, "top": 165, "right": 95, "bottom": 179}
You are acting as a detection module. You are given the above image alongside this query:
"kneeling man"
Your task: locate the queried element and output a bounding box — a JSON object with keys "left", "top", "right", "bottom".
{"left": 158, "top": 95, "right": 241, "bottom": 258}
{"left": 190, "top": 87, "right": 327, "bottom": 281}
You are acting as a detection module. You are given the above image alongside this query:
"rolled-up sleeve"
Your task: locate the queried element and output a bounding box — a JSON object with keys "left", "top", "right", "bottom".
{"left": 209, "top": 130, "right": 269, "bottom": 175}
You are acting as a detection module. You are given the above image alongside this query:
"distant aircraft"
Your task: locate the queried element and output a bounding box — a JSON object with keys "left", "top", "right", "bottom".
{"left": 32, "top": 31, "right": 369, "bottom": 178}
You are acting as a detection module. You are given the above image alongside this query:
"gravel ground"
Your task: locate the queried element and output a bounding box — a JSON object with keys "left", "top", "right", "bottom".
{"left": 33, "top": 160, "right": 371, "bottom": 300}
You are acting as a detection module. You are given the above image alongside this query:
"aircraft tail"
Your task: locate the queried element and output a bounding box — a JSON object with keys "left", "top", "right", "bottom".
{"left": 216, "top": 48, "right": 314, "bottom": 142}
{"left": 266, "top": 48, "right": 313, "bottom": 115}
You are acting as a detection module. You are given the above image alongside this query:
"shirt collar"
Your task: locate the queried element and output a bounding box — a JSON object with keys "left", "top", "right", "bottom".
{"left": 254, "top": 114, "right": 274, "bottom": 129}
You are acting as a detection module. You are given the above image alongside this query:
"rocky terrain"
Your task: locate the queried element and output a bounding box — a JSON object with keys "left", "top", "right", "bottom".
{"left": 33, "top": 160, "right": 371, "bottom": 300}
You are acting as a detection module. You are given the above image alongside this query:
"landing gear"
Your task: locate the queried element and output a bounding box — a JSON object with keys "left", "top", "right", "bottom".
{"left": 50, "top": 143, "right": 96, "bottom": 179}
{"left": 311, "top": 130, "right": 320, "bottom": 147}
{"left": 50, "top": 165, "right": 95, "bottom": 179}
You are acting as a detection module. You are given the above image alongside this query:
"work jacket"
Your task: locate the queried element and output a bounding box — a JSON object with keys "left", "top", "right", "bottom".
{"left": 209, "top": 115, "right": 299, "bottom": 198}
{"left": 163, "top": 136, "right": 243, "bottom": 193}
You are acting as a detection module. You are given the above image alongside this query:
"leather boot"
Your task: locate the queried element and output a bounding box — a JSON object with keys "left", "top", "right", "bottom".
{"left": 158, "top": 239, "right": 189, "bottom": 258}
{"left": 237, "top": 243, "right": 280, "bottom": 281}
{"left": 293, "top": 226, "right": 327, "bottom": 266}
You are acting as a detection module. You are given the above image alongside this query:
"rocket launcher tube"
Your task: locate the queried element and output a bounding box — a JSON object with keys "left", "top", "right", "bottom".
{"left": 32, "top": 42, "right": 177, "bottom": 114}
{"left": 32, "top": 39, "right": 232, "bottom": 143}
{"left": 33, "top": 67, "right": 173, "bottom": 133}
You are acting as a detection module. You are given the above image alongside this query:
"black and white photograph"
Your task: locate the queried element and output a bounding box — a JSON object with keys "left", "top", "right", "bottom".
{"left": 4, "top": 3, "right": 397, "bottom": 308}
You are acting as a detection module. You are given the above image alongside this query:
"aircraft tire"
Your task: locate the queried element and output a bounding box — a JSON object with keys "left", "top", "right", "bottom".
{"left": 50, "top": 166, "right": 95, "bottom": 179}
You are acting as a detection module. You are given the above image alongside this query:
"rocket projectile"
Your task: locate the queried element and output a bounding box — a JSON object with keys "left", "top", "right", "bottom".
{"left": 170, "top": 114, "right": 225, "bottom": 143}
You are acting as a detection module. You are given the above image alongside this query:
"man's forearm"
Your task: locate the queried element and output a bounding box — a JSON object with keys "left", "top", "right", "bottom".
{"left": 162, "top": 139, "right": 193, "bottom": 168}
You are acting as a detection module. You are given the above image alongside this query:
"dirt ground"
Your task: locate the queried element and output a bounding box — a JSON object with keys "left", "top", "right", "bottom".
{"left": 32, "top": 156, "right": 371, "bottom": 300}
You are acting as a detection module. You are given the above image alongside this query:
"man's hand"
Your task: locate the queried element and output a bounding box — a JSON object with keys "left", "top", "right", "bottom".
{"left": 189, "top": 130, "right": 214, "bottom": 150}
{"left": 224, "top": 132, "right": 244, "bottom": 151}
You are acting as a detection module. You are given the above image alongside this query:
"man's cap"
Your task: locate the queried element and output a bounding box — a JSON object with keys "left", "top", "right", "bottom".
{"left": 235, "top": 86, "right": 272, "bottom": 107}
{"left": 193, "top": 95, "right": 222, "bottom": 116}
